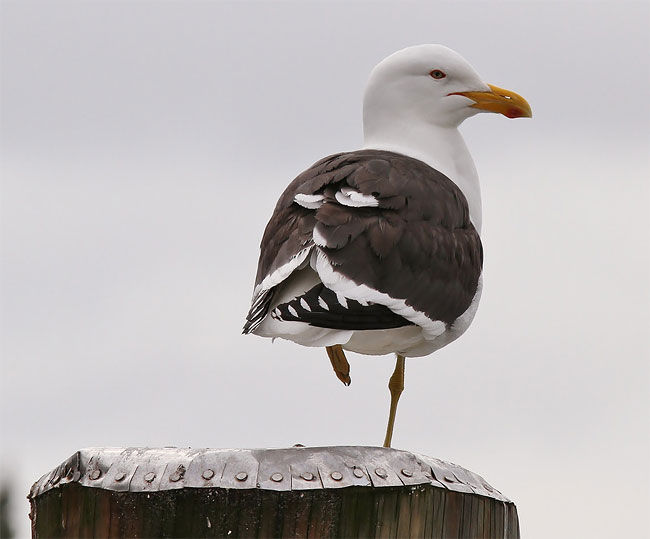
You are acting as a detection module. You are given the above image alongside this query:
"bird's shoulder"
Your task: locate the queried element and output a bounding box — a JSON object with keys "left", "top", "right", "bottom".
{"left": 273, "top": 149, "right": 471, "bottom": 225}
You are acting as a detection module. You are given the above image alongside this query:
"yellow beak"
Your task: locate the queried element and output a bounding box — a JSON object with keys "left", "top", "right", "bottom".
{"left": 450, "top": 84, "right": 532, "bottom": 119}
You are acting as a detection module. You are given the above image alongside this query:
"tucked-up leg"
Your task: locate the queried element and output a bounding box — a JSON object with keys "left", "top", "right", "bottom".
{"left": 326, "top": 345, "right": 351, "bottom": 386}
{"left": 383, "top": 354, "right": 405, "bottom": 448}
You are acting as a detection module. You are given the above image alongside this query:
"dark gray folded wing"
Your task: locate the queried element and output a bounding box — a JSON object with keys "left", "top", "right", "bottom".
{"left": 243, "top": 149, "right": 482, "bottom": 334}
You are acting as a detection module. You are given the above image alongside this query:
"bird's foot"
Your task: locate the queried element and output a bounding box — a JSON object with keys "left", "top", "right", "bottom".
{"left": 326, "top": 345, "right": 351, "bottom": 386}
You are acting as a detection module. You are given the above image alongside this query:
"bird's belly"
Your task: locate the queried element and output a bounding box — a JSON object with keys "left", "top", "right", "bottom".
{"left": 343, "top": 326, "right": 433, "bottom": 357}
{"left": 342, "top": 324, "right": 457, "bottom": 357}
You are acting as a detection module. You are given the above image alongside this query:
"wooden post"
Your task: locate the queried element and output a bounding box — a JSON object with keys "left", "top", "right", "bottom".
{"left": 29, "top": 447, "right": 519, "bottom": 538}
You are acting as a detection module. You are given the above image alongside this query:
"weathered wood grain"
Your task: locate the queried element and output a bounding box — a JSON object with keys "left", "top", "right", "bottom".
{"left": 31, "top": 483, "right": 519, "bottom": 538}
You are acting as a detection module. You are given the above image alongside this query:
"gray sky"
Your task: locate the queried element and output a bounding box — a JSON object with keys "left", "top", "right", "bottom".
{"left": 1, "top": 1, "right": 648, "bottom": 537}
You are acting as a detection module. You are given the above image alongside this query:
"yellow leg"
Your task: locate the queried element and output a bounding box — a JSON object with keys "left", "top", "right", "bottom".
{"left": 383, "top": 354, "right": 405, "bottom": 448}
{"left": 326, "top": 345, "right": 351, "bottom": 386}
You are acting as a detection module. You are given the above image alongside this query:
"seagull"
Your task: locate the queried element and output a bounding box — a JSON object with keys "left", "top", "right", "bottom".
{"left": 243, "top": 44, "right": 531, "bottom": 447}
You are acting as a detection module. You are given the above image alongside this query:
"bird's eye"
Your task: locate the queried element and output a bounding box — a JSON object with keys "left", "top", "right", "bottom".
{"left": 429, "top": 69, "right": 446, "bottom": 80}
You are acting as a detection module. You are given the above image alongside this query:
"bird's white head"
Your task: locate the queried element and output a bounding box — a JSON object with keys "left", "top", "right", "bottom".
{"left": 362, "top": 45, "right": 531, "bottom": 234}
{"left": 363, "top": 44, "right": 532, "bottom": 134}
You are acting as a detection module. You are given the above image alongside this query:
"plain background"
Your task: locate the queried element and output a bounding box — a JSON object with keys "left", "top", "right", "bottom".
{"left": 1, "top": 1, "right": 648, "bottom": 537}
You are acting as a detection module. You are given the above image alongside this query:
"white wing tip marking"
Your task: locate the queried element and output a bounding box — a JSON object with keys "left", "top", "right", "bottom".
{"left": 317, "top": 296, "right": 329, "bottom": 311}
{"left": 258, "top": 246, "right": 312, "bottom": 294}
{"left": 294, "top": 193, "right": 324, "bottom": 209}
{"left": 312, "top": 226, "right": 329, "bottom": 248}
{"left": 335, "top": 188, "right": 379, "bottom": 207}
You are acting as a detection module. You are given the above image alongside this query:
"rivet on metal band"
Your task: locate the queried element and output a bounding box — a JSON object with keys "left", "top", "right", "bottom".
{"left": 270, "top": 473, "right": 283, "bottom": 482}
{"left": 114, "top": 472, "right": 126, "bottom": 482}
{"left": 202, "top": 469, "right": 215, "bottom": 480}
{"left": 444, "top": 475, "right": 455, "bottom": 483}
{"left": 300, "top": 472, "right": 314, "bottom": 481}
{"left": 353, "top": 468, "right": 365, "bottom": 478}
{"left": 401, "top": 469, "right": 413, "bottom": 477}
{"left": 375, "top": 468, "right": 388, "bottom": 479}
{"left": 330, "top": 471, "right": 343, "bottom": 481}
{"left": 144, "top": 472, "right": 156, "bottom": 483}
{"left": 235, "top": 472, "right": 248, "bottom": 482}
{"left": 89, "top": 470, "right": 101, "bottom": 481}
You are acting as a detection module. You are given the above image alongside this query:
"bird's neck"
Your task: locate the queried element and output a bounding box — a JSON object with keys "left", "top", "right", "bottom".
{"left": 363, "top": 123, "right": 482, "bottom": 233}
